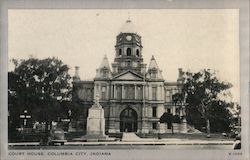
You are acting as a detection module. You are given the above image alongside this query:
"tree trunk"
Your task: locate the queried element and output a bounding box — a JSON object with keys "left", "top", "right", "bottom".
{"left": 206, "top": 118, "right": 211, "bottom": 138}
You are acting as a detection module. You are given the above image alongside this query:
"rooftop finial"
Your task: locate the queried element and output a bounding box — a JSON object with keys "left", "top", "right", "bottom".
{"left": 151, "top": 55, "right": 155, "bottom": 60}
{"left": 126, "top": 12, "right": 131, "bottom": 23}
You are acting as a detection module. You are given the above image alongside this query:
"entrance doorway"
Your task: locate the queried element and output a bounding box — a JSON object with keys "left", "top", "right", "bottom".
{"left": 120, "top": 108, "right": 137, "bottom": 132}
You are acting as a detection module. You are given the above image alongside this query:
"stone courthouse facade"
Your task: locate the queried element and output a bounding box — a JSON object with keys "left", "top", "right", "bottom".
{"left": 72, "top": 20, "right": 187, "bottom": 134}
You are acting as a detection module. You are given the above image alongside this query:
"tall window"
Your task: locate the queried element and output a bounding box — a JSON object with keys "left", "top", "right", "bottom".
{"left": 152, "top": 122, "right": 157, "bottom": 129}
{"left": 176, "top": 108, "right": 180, "bottom": 115}
{"left": 127, "top": 48, "right": 131, "bottom": 56}
{"left": 136, "top": 49, "right": 140, "bottom": 57}
{"left": 137, "top": 86, "right": 142, "bottom": 100}
{"left": 119, "top": 49, "right": 122, "bottom": 56}
{"left": 101, "top": 86, "right": 106, "bottom": 100}
{"left": 152, "top": 106, "right": 157, "bottom": 117}
{"left": 166, "top": 90, "right": 171, "bottom": 102}
{"left": 167, "top": 108, "right": 171, "bottom": 113}
{"left": 128, "top": 85, "right": 134, "bottom": 99}
{"left": 117, "top": 85, "right": 122, "bottom": 100}
{"left": 124, "top": 85, "right": 128, "bottom": 99}
{"left": 152, "top": 86, "right": 157, "bottom": 100}
{"left": 87, "top": 88, "right": 92, "bottom": 101}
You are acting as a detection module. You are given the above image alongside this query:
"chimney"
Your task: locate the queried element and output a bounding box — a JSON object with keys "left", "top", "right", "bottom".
{"left": 178, "top": 68, "right": 183, "bottom": 78}
{"left": 73, "top": 66, "right": 80, "bottom": 82}
{"left": 177, "top": 68, "right": 184, "bottom": 84}
{"left": 75, "top": 66, "right": 80, "bottom": 78}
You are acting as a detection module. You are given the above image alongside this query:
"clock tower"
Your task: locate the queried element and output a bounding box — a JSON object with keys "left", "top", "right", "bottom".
{"left": 112, "top": 20, "right": 146, "bottom": 76}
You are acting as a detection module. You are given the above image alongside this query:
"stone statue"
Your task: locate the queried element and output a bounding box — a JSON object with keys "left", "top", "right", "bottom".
{"left": 94, "top": 94, "right": 101, "bottom": 108}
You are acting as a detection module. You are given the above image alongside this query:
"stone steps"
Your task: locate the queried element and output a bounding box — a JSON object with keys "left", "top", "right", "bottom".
{"left": 122, "top": 132, "right": 143, "bottom": 141}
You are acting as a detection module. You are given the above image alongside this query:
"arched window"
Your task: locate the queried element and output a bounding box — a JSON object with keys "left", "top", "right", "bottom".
{"left": 127, "top": 48, "right": 131, "bottom": 56}
{"left": 119, "top": 49, "right": 122, "bottom": 56}
{"left": 136, "top": 49, "right": 140, "bottom": 57}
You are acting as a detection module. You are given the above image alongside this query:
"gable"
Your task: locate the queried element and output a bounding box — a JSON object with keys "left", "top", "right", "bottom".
{"left": 112, "top": 71, "right": 143, "bottom": 81}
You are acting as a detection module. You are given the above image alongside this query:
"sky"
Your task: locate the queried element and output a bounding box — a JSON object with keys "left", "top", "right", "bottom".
{"left": 8, "top": 9, "right": 239, "bottom": 102}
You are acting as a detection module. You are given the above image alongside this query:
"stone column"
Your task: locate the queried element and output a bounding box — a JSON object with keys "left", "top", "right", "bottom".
{"left": 156, "top": 85, "right": 162, "bottom": 101}
{"left": 145, "top": 84, "right": 148, "bottom": 100}
{"left": 106, "top": 85, "right": 109, "bottom": 100}
{"left": 114, "top": 84, "right": 117, "bottom": 99}
{"left": 148, "top": 84, "right": 152, "bottom": 100}
{"left": 134, "top": 84, "right": 137, "bottom": 100}
{"left": 122, "top": 84, "right": 125, "bottom": 99}
{"left": 157, "top": 104, "right": 165, "bottom": 118}
{"left": 110, "top": 84, "right": 113, "bottom": 99}
{"left": 94, "top": 83, "right": 97, "bottom": 98}
{"left": 141, "top": 106, "right": 149, "bottom": 134}
{"left": 160, "top": 85, "right": 163, "bottom": 101}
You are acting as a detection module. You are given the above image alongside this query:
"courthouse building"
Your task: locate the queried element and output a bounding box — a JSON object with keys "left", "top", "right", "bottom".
{"left": 72, "top": 20, "right": 187, "bottom": 134}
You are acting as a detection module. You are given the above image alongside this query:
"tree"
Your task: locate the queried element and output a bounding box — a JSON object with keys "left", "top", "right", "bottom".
{"left": 181, "top": 69, "right": 233, "bottom": 137}
{"left": 160, "top": 112, "right": 173, "bottom": 131}
{"left": 8, "top": 57, "right": 71, "bottom": 143}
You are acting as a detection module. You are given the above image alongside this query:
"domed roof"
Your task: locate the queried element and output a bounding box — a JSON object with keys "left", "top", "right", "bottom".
{"left": 120, "top": 20, "right": 137, "bottom": 33}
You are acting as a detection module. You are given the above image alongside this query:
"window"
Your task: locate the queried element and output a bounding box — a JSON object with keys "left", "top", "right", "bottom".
{"left": 152, "top": 106, "right": 157, "bottom": 117}
{"left": 101, "top": 86, "right": 106, "bottom": 100}
{"left": 167, "top": 108, "right": 171, "bottom": 113}
{"left": 124, "top": 85, "right": 128, "bottom": 99}
{"left": 136, "top": 49, "right": 140, "bottom": 57}
{"left": 127, "top": 61, "right": 131, "bottom": 67}
{"left": 119, "top": 49, "right": 122, "bottom": 56}
{"left": 137, "top": 86, "right": 142, "bottom": 100}
{"left": 152, "top": 122, "right": 157, "bottom": 129}
{"left": 102, "top": 69, "right": 108, "bottom": 78}
{"left": 152, "top": 86, "right": 157, "bottom": 100}
{"left": 127, "top": 48, "right": 131, "bottom": 56}
{"left": 87, "top": 88, "right": 92, "bottom": 101}
{"left": 117, "top": 85, "right": 122, "bottom": 99}
{"left": 175, "top": 108, "right": 180, "bottom": 115}
{"left": 151, "top": 73, "right": 156, "bottom": 79}
{"left": 165, "top": 90, "right": 171, "bottom": 102}
{"left": 128, "top": 85, "right": 134, "bottom": 99}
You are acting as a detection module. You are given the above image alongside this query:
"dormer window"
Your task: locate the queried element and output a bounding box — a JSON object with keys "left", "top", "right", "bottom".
{"left": 101, "top": 68, "right": 109, "bottom": 78}
{"left": 151, "top": 70, "right": 157, "bottom": 79}
{"left": 151, "top": 73, "right": 156, "bottom": 79}
{"left": 127, "top": 48, "right": 131, "bottom": 56}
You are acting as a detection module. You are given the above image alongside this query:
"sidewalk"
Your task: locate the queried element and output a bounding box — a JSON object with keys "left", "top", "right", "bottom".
{"left": 8, "top": 138, "right": 234, "bottom": 147}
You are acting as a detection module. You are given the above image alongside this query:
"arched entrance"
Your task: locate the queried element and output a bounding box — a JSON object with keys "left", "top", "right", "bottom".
{"left": 120, "top": 108, "right": 137, "bottom": 132}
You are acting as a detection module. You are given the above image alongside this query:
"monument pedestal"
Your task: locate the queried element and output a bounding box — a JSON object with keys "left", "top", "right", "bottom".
{"left": 84, "top": 106, "right": 108, "bottom": 141}
{"left": 81, "top": 95, "right": 108, "bottom": 141}
{"left": 180, "top": 118, "right": 188, "bottom": 133}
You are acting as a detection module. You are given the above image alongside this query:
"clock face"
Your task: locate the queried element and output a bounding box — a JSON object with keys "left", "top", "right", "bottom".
{"left": 126, "top": 35, "right": 132, "bottom": 41}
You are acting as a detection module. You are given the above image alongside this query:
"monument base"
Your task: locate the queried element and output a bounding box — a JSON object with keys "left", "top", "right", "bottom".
{"left": 83, "top": 134, "right": 109, "bottom": 142}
